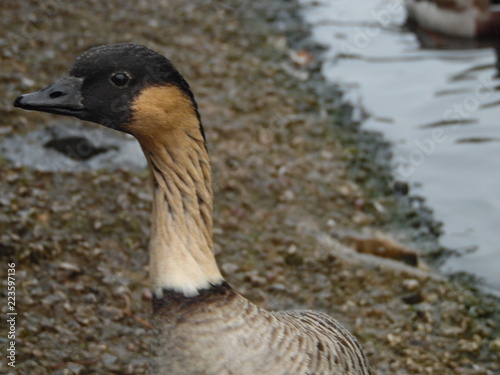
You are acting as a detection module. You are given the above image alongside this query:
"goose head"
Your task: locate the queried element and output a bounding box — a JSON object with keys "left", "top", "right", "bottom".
{"left": 14, "top": 43, "right": 201, "bottom": 142}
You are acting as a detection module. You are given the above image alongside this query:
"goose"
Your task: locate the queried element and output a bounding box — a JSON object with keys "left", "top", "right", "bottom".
{"left": 405, "top": 0, "right": 500, "bottom": 39}
{"left": 14, "top": 43, "right": 372, "bottom": 375}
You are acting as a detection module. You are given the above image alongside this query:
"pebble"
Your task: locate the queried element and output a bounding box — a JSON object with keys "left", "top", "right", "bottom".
{"left": 221, "top": 262, "right": 240, "bottom": 274}
{"left": 67, "top": 363, "right": 84, "bottom": 374}
{"left": 142, "top": 288, "right": 152, "bottom": 301}
{"left": 102, "top": 353, "right": 118, "bottom": 365}
{"left": 458, "top": 339, "right": 480, "bottom": 352}
{"left": 401, "top": 291, "right": 424, "bottom": 305}
{"left": 489, "top": 338, "right": 500, "bottom": 351}
{"left": 386, "top": 333, "right": 402, "bottom": 346}
{"left": 402, "top": 278, "right": 420, "bottom": 291}
{"left": 326, "top": 218, "right": 336, "bottom": 227}
{"left": 269, "top": 283, "right": 287, "bottom": 292}
{"left": 21, "top": 77, "right": 35, "bottom": 87}
{"left": 0, "top": 125, "right": 12, "bottom": 135}
{"left": 279, "top": 189, "right": 295, "bottom": 202}
{"left": 57, "top": 262, "right": 82, "bottom": 273}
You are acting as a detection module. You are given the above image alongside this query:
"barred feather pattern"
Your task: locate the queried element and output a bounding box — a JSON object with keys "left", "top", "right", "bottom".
{"left": 149, "top": 283, "right": 372, "bottom": 375}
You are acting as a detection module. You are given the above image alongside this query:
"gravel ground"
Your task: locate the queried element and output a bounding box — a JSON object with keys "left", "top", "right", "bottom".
{"left": 1, "top": 1, "right": 499, "bottom": 374}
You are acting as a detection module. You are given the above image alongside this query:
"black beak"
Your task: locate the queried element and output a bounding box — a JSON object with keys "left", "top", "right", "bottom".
{"left": 14, "top": 76, "right": 85, "bottom": 117}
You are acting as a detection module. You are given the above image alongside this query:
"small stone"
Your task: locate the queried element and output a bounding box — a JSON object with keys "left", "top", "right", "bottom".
{"left": 0, "top": 126, "right": 13, "bottom": 135}
{"left": 401, "top": 291, "right": 424, "bottom": 305}
{"left": 221, "top": 262, "right": 239, "bottom": 274}
{"left": 42, "top": 293, "right": 65, "bottom": 305}
{"left": 441, "top": 326, "right": 463, "bottom": 337}
{"left": 6, "top": 173, "right": 19, "bottom": 183}
{"left": 372, "top": 201, "right": 385, "bottom": 213}
{"left": 320, "top": 150, "right": 334, "bottom": 160}
{"left": 66, "top": 363, "right": 84, "bottom": 374}
{"left": 489, "top": 338, "right": 500, "bottom": 351}
{"left": 57, "top": 262, "right": 81, "bottom": 273}
{"left": 458, "top": 339, "right": 479, "bottom": 352}
{"left": 77, "top": 317, "right": 90, "bottom": 326}
{"left": 387, "top": 333, "right": 401, "bottom": 346}
{"left": 280, "top": 189, "right": 295, "bottom": 202}
{"left": 247, "top": 273, "right": 266, "bottom": 286}
{"left": 354, "top": 198, "right": 365, "bottom": 210}
{"left": 326, "top": 218, "right": 336, "bottom": 227}
{"left": 393, "top": 181, "right": 409, "bottom": 195}
{"left": 116, "top": 285, "right": 130, "bottom": 295}
{"left": 288, "top": 49, "right": 314, "bottom": 68}
{"left": 402, "top": 279, "right": 420, "bottom": 291}
{"left": 268, "top": 283, "right": 287, "bottom": 292}
{"left": 142, "top": 288, "right": 152, "bottom": 301}
{"left": 102, "top": 353, "right": 118, "bottom": 365}
{"left": 285, "top": 245, "right": 303, "bottom": 266}
{"left": 338, "top": 184, "right": 352, "bottom": 196}
{"left": 277, "top": 165, "right": 287, "bottom": 175}
{"left": 63, "top": 301, "right": 74, "bottom": 313}
{"left": 21, "top": 77, "right": 35, "bottom": 87}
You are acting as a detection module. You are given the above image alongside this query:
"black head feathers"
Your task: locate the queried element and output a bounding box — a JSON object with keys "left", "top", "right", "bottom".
{"left": 14, "top": 43, "right": 200, "bottom": 133}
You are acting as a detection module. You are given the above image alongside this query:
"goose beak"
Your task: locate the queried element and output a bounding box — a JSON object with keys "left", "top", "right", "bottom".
{"left": 14, "top": 76, "right": 85, "bottom": 117}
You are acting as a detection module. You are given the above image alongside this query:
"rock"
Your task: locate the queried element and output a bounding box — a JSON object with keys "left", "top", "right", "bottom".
{"left": 386, "top": 333, "right": 402, "bottom": 346}
{"left": 457, "top": 339, "right": 480, "bottom": 352}
{"left": 402, "top": 278, "right": 420, "bottom": 291}
{"left": 326, "top": 218, "right": 336, "bottom": 227}
{"left": 0, "top": 122, "right": 147, "bottom": 172}
{"left": 279, "top": 189, "right": 295, "bottom": 202}
{"left": 142, "top": 288, "right": 152, "bottom": 301}
{"left": 401, "top": 291, "right": 424, "bottom": 305}
{"left": 221, "top": 262, "right": 240, "bottom": 274}
{"left": 288, "top": 49, "right": 314, "bottom": 68}
{"left": 66, "top": 363, "right": 84, "bottom": 374}
{"left": 102, "top": 353, "right": 118, "bottom": 365}
{"left": 57, "top": 262, "right": 82, "bottom": 273}
{"left": 268, "top": 283, "right": 287, "bottom": 292}
{"left": 489, "top": 338, "right": 500, "bottom": 351}
{"left": 284, "top": 245, "right": 303, "bottom": 266}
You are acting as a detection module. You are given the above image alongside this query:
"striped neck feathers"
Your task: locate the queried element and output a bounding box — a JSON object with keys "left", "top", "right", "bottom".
{"left": 129, "top": 84, "right": 223, "bottom": 297}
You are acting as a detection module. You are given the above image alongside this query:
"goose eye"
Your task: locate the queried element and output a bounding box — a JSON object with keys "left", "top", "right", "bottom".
{"left": 110, "top": 73, "right": 129, "bottom": 87}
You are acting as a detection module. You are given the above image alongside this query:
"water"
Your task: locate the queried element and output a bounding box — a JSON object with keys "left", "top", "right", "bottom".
{"left": 300, "top": 0, "right": 500, "bottom": 294}
{"left": 0, "top": 121, "right": 147, "bottom": 172}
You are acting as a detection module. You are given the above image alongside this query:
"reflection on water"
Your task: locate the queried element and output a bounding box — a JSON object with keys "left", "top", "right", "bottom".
{"left": 300, "top": 0, "right": 500, "bottom": 294}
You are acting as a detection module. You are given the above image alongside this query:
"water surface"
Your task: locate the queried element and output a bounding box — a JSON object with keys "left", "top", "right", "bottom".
{"left": 301, "top": 0, "right": 500, "bottom": 293}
